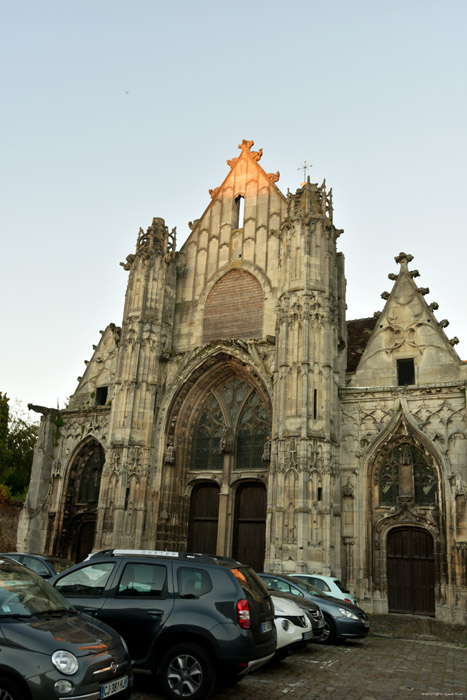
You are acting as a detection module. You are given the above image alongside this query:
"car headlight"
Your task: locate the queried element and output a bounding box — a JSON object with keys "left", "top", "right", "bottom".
{"left": 338, "top": 607, "right": 359, "bottom": 620}
{"left": 51, "top": 650, "right": 79, "bottom": 675}
{"left": 281, "top": 619, "right": 290, "bottom": 631}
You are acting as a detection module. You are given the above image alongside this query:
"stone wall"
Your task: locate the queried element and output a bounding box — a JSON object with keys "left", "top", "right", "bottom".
{"left": 0, "top": 500, "right": 23, "bottom": 551}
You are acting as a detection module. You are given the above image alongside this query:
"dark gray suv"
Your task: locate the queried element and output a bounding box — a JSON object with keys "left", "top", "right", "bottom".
{"left": 51, "top": 550, "right": 276, "bottom": 700}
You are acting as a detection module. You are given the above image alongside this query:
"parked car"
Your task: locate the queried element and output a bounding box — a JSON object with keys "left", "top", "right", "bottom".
{"left": 269, "top": 590, "right": 326, "bottom": 640}
{"left": 0, "top": 555, "right": 132, "bottom": 700}
{"left": 291, "top": 573, "right": 357, "bottom": 605}
{"left": 0, "top": 552, "right": 75, "bottom": 579}
{"left": 270, "top": 595, "right": 313, "bottom": 661}
{"left": 258, "top": 572, "right": 370, "bottom": 644}
{"left": 51, "top": 549, "right": 276, "bottom": 700}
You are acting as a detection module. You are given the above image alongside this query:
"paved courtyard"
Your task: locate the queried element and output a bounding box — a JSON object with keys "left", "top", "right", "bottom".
{"left": 131, "top": 616, "right": 467, "bottom": 700}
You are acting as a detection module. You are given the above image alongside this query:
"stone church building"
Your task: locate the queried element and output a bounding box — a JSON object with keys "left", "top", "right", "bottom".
{"left": 19, "top": 140, "right": 467, "bottom": 622}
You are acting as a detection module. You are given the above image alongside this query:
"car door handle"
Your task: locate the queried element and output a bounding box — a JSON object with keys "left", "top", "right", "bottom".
{"left": 84, "top": 608, "right": 98, "bottom": 615}
{"left": 147, "top": 609, "right": 164, "bottom": 617}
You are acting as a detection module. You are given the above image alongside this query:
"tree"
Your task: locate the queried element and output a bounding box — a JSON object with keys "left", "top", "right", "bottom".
{"left": 0, "top": 394, "right": 39, "bottom": 499}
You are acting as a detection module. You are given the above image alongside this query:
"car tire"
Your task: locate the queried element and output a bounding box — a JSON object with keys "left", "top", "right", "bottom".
{"left": 0, "top": 677, "right": 24, "bottom": 700}
{"left": 158, "top": 643, "right": 216, "bottom": 700}
{"left": 315, "top": 614, "right": 336, "bottom": 644}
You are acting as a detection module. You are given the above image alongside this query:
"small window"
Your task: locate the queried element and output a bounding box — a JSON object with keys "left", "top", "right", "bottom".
{"left": 311, "top": 578, "right": 330, "bottom": 593}
{"left": 96, "top": 386, "right": 108, "bottom": 406}
{"left": 233, "top": 195, "right": 245, "bottom": 229}
{"left": 178, "top": 568, "right": 212, "bottom": 597}
{"left": 397, "top": 358, "right": 415, "bottom": 386}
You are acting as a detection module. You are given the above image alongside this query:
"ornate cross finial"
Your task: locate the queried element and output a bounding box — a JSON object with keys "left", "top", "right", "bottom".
{"left": 298, "top": 161, "right": 312, "bottom": 180}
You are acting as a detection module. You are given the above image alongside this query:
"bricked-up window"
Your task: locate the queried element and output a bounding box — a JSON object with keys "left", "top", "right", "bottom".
{"left": 203, "top": 270, "right": 264, "bottom": 342}
{"left": 397, "top": 358, "right": 415, "bottom": 386}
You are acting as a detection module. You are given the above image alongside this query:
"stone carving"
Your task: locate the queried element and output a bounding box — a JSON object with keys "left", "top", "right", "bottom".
{"left": 219, "top": 427, "right": 233, "bottom": 453}
{"left": 27, "top": 404, "right": 53, "bottom": 416}
{"left": 262, "top": 438, "right": 271, "bottom": 462}
{"left": 267, "top": 171, "right": 280, "bottom": 183}
{"left": 209, "top": 186, "right": 221, "bottom": 199}
{"left": 343, "top": 478, "right": 354, "bottom": 498}
{"left": 165, "top": 442, "right": 175, "bottom": 465}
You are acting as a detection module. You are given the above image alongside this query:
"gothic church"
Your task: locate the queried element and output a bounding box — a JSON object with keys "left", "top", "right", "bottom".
{"left": 20, "top": 140, "right": 467, "bottom": 622}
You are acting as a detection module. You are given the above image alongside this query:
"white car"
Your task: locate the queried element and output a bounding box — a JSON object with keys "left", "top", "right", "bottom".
{"left": 270, "top": 594, "right": 313, "bottom": 661}
{"left": 291, "top": 573, "right": 357, "bottom": 605}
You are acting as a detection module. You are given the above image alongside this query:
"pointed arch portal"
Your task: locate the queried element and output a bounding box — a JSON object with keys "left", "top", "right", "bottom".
{"left": 59, "top": 438, "right": 105, "bottom": 562}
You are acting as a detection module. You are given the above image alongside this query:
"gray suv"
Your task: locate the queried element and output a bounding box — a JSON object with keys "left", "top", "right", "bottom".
{"left": 51, "top": 550, "right": 276, "bottom": 700}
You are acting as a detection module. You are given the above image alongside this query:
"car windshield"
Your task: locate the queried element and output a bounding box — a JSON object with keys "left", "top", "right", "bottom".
{"left": 0, "top": 558, "right": 73, "bottom": 617}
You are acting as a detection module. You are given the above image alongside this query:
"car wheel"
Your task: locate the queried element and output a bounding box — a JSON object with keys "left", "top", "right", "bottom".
{"left": 315, "top": 615, "right": 336, "bottom": 644}
{"left": 0, "top": 678, "right": 24, "bottom": 700}
{"left": 158, "top": 643, "right": 216, "bottom": 700}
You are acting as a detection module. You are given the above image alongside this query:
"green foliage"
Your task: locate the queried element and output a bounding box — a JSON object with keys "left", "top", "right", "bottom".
{"left": 0, "top": 395, "right": 39, "bottom": 499}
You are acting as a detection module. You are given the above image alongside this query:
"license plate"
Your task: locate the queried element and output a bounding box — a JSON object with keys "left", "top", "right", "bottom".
{"left": 100, "top": 675, "right": 128, "bottom": 698}
{"left": 261, "top": 620, "right": 273, "bottom": 633}
{"left": 302, "top": 631, "right": 313, "bottom": 641}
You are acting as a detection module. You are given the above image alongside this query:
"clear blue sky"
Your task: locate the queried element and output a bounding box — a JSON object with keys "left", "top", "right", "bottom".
{"left": 1, "top": 0, "right": 466, "bottom": 411}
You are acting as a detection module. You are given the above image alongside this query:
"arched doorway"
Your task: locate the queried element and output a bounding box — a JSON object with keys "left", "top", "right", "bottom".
{"left": 232, "top": 482, "right": 267, "bottom": 571}
{"left": 387, "top": 527, "right": 435, "bottom": 616}
{"left": 59, "top": 439, "right": 105, "bottom": 561}
{"left": 187, "top": 483, "right": 220, "bottom": 555}
{"left": 161, "top": 360, "right": 272, "bottom": 562}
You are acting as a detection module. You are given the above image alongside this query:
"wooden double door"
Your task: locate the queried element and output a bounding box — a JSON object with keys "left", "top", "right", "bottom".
{"left": 187, "top": 482, "right": 266, "bottom": 572}
{"left": 387, "top": 527, "right": 435, "bottom": 616}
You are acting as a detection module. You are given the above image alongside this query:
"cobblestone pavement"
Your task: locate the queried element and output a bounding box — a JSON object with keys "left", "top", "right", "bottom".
{"left": 131, "top": 615, "right": 467, "bottom": 700}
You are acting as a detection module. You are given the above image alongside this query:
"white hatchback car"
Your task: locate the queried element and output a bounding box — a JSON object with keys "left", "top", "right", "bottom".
{"left": 270, "top": 595, "right": 313, "bottom": 661}
{"left": 291, "top": 574, "right": 357, "bottom": 605}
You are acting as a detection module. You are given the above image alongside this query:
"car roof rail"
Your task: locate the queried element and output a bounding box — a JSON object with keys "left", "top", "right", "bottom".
{"left": 85, "top": 549, "right": 242, "bottom": 564}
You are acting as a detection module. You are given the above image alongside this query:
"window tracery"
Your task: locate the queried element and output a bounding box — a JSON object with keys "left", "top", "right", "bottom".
{"left": 379, "top": 443, "right": 437, "bottom": 506}
{"left": 191, "top": 377, "right": 270, "bottom": 472}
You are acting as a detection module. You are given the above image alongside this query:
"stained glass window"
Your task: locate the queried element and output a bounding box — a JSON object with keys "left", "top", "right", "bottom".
{"left": 379, "top": 443, "right": 437, "bottom": 506}
{"left": 192, "top": 396, "right": 224, "bottom": 470}
{"left": 235, "top": 391, "right": 269, "bottom": 470}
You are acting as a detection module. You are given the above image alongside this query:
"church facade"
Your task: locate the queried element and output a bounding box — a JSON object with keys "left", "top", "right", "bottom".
{"left": 19, "top": 140, "right": 467, "bottom": 622}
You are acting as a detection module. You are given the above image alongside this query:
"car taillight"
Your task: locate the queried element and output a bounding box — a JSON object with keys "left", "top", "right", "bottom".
{"left": 237, "top": 599, "right": 251, "bottom": 629}
{"left": 344, "top": 598, "right": 352, "bottom": 604}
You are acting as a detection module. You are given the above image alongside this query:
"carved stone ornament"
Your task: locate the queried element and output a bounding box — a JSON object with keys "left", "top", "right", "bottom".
{"left": 262, "top": 438, "right": 271, "bottom": 462}
{"left": 343, "top": 478, "right": 354, "bottom": 498}
{"left": 219, "top": 427, "right": 233, "bottom": 454}
{"left": 165, "top": 443, "right": 175, "bottom": 465}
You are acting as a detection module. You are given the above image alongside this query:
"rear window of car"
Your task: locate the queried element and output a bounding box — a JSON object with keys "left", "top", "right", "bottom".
{"left": 333, "top": 579, "right": 350, "bottom": 593}
{"left": 230, "top": 567, "right": 268, "bottom": 602}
